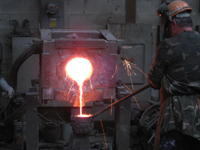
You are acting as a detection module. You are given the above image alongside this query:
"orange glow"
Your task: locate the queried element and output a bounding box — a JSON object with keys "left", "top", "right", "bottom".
{"left": 65, "top": 57, "right": 93, "bottom": 115}
{"left": 77, "top": 114, "right": 91, "bottom": 117}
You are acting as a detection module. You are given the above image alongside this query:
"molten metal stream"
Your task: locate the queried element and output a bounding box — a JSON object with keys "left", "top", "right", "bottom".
{"left": 65, "top": 57, "right": 92, "bottom": 117}
{"left": 79, "top": 82, "right": 83, "bottom": 115}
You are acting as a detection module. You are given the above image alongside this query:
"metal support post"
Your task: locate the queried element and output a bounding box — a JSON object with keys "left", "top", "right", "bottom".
{"left": 26, "top": 87, "right": 38, "bottom": 150}
{"left": 115, "top": 85, "right": 131, "bottom": 150}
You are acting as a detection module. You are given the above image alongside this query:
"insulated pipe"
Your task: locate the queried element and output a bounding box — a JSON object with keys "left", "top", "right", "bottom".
{"left": 10, "top": 40, "right": 42, "bottom": 92}
{"left": 92, "top": 84, "right": 150, "bottom": 118}
{"left": 0, "top": 41, "right": 42, "bottom": 119}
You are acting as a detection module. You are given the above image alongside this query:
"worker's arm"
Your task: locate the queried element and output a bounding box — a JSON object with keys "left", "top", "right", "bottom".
{"left": 148, "top": 41, "right": 171, "bottom": 89}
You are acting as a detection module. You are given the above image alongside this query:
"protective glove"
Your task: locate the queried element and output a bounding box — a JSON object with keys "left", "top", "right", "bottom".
{"left": 0, "top": 77, "right": 15, "bottom": 98}
{"left": 6, "top": 86, "right": 15, "bottom": 98}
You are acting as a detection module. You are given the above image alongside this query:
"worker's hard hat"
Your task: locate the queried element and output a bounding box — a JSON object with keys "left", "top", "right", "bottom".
{"left": 168, "top": 1, "right": 192, "bottom": 19}
{"left": 157, "top": 1, "right": 192, "bottom": 38}
{"left": 157, "top": 1, "right": 192, "bottom": 21}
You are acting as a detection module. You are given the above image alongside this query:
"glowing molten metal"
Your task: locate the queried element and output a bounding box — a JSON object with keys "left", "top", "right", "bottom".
{"left": 65, "top": 57, "right": 93, "bottom": 117}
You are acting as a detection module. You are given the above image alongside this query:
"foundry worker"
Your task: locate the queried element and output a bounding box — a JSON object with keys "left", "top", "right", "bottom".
{"left": 0, "top": 76, "right": 14, "bottom": 98}
{"left": 148, "top": 1, "right": 200, "bottom": 150}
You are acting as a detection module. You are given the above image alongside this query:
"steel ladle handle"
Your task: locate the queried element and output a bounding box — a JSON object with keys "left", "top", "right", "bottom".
{"left": 92, "top": 84, "right": 150, "bottom": 118}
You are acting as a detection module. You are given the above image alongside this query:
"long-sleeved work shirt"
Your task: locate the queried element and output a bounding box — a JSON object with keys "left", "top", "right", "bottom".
{"left": 148, "top": 30, "right": 200, "bottom": 142}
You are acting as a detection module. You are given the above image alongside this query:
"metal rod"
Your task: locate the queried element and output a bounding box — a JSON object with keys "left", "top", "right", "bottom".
{"left": 37, "top": 113, "right": 51, "bottom": 122}
{"left": 92, "top": 84, "right": 150, "bottom": 118}
{"left": 56, "top": 112, "right": 65, "bottom": 123}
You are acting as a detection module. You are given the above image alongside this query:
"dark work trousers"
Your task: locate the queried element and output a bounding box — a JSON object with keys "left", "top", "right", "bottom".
{"left": 160, "top": 130, "right": 200, "bottom": 150}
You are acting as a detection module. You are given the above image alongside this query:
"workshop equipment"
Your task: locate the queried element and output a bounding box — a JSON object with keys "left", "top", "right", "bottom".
{"left": 2, "top": 1, "right": 154, "bottom": 149}
{"left": 15, "top": 29, "right": 123, "bottom": 150}
{"left": 42, "top": 122, "right": 61, "bottom": 143}
{"left": 6, "top": 28, "right": 153, "bottom": 150}
{"left": 69, "top": 115, "right": 94, "bottom": 150}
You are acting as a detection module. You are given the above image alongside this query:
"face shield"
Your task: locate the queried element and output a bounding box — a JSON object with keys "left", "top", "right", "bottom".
{"left": 158, "top": 13, "right": 167, "bottom": 34}
{"left": 157, "top": 3, "right": 171, "bottom": 38}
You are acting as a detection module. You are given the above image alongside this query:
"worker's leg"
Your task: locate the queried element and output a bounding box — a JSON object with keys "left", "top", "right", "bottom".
{"left": 190, "top": 136, "right": 200, "bottom": 150}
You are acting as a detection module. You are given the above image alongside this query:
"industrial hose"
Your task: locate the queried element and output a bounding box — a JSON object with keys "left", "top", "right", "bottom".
{"left": 0, "top": 41, "right": 42, "bottom": 123}
{"left": 92, "top": 84, "right": 150, "bottom": 118}
{"left": 10, "top": 41, "right": 41, "bottom": 92}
